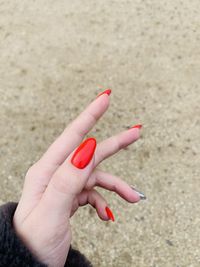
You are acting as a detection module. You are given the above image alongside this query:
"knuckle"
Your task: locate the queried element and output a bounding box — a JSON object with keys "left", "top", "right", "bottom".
{"left": 53, "top": 172, "right": 65, "bottom": 186}
{"left": 25, "top": 162, "right": 38, "bottom": 178}
{"left": 52, "top": 170, "right": 66, "bottom": 191}
{"left": 51, "top": 169, "right": 80, "bottom": 195}
{"left": 112, "top": 183, "right": 118, "bottom": 192}
{"left": 95, "top": 147, "right": 104, "bottom": 163}
{"left": 112, "top": 137, "right": 120, "bottom": 151}
{"left": 86, "top": 110, "right": 97, "bottom": 124}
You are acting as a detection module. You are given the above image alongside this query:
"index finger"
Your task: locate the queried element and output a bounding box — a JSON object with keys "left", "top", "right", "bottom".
{"left": 39, "top": 90, "right": 111, "bottom": 171}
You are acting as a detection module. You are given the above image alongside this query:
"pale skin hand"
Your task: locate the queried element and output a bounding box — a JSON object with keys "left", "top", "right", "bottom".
{"left": 13, "top": 93, "right": 141, "bottom": 267}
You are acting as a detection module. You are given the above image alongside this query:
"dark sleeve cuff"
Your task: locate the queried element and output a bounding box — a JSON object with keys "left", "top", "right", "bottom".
{"left": 0, "top": 202, "right": 93, "bottom": 267}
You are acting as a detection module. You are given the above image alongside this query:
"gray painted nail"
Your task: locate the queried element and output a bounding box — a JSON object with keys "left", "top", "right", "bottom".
{"left": 130, "top": 185, "right": 147, "bottom": 200}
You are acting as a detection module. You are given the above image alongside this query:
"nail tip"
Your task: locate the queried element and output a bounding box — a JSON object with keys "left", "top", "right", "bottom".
{"left": 105, "top": 206, "right": 115, "bottom": 221}
{"left": 106, "top": 89, "right": 112, "bottom": 95}
{"left": 97, "top": 89, "right": 112, "bottom": 98}
{"left": 130, "top": 124, "right": 143, "bottom": 129}
{"left": 130, "top": 185, "right": 146, "bottom": 200}
{"left": 88, "top": 137, "right": 97, "bottom": 146}
{"left": 139, "top": 194, "right": 147, "bottom": 200}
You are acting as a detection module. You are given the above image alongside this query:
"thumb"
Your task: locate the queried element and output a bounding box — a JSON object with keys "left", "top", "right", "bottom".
{"left": 38, "top": 137, "right": 97, "bottom": 218}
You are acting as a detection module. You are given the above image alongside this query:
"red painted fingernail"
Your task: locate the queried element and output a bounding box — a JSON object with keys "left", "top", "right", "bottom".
{"left": 130, "top": 124, "right": 142, "bottom": 129}
{"left": 105, "top": 206, "right": 115, "bottom": 222}
{"left": 97, "top": 89, "right": 112, "bottom": 98}
{"left": 71, "top": 138, "right": 96, "bottom": 169}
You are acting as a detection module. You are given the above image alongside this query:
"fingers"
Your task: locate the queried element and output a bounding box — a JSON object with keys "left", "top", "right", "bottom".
{"left": 85, "top": 169, "right": 141, "bottom": 203}
{"left": 39, "top": 92, "right": 110, "bottom": 171}
{"left": 22, "top": 123, "right": 141, "bottom": 213}
{"left": 94, "top": 127, "right": 141, "bottom": 166}
{"left": 39, "top": 138, "right": 97, "bottom": 218}
{"left": 19, "top": 92, "right": 110, "bottom": 211}
{"left": 74, "top": 189, "right": 110, "bottom": 221}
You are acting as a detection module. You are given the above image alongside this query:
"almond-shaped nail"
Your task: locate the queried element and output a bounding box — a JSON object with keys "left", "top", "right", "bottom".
{"left": 130, "top": 185, "right": 146, "bottom": 200}
{"left": 105, "top": 206, "right": 115, "bottom": 221}
{"left": 71, "top": 138, "right": 96, "bottom": 169}
{"left": 130, "top": 124, "right": 142, "bottom": 129}
{"left": 97, "top": 89, "right": 112, "bottom": 98}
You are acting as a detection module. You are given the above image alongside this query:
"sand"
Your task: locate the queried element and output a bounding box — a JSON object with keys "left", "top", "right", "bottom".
{"left": 0, "top": 1, "right": 200, "bottom": 266}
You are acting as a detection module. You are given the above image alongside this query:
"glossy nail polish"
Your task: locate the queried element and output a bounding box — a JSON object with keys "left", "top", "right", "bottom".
{"left": 97, "top": 89, "right": 112, "bottom": 98}
{"left": 71, "top": 138, "right": 96, "bottom": 169}
{"left": 130, "top": 124, "right": 142, "bottom": 129}
{"left": 130, "top": 185, "right": 146, "bottom": 200}
{"left": 105, "top": 206, "right": 115, "bottom": 221}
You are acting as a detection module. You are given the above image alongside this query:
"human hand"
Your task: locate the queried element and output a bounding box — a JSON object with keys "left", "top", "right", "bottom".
{"left": 13, "top": 89, "right": 145, "bottom": 267}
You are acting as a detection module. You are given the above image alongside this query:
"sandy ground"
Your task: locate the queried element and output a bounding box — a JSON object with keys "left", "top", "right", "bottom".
{"left": 0, "top": 1, "right": 200, "bottom": 266}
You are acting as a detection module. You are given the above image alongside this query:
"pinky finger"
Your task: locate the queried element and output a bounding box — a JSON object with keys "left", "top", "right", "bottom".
{"left": 76, "top": 189, "right": 115, "bottom": 222}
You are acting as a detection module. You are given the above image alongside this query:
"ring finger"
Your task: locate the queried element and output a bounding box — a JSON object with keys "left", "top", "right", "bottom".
{"left": 85, "top": 169, "right": 145, "bottom": 203}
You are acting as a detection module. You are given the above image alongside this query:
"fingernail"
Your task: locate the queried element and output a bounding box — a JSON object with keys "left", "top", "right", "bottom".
{"left": 105, "top": 206, "right": 115, "bottom": 221}
{"left": 130, "top": 185, "right": 146, "bottom": 200}
{"left": 130, "top": 124, "right": 142, "bottom": 129}
{"left": 97, "top": 89, "right": 112, "bottom": 98}
{"left": 71, "top": 138, "right": 96, "bottom": 169}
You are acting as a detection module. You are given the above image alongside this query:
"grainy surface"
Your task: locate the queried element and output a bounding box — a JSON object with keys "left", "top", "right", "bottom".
{"left": 0, "top": 1, "right": 200, "bottom": 266}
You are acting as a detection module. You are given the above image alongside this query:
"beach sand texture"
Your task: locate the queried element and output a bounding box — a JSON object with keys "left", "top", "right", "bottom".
{"left": 0, "top": 1, "right": 200, "bottom": 266}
